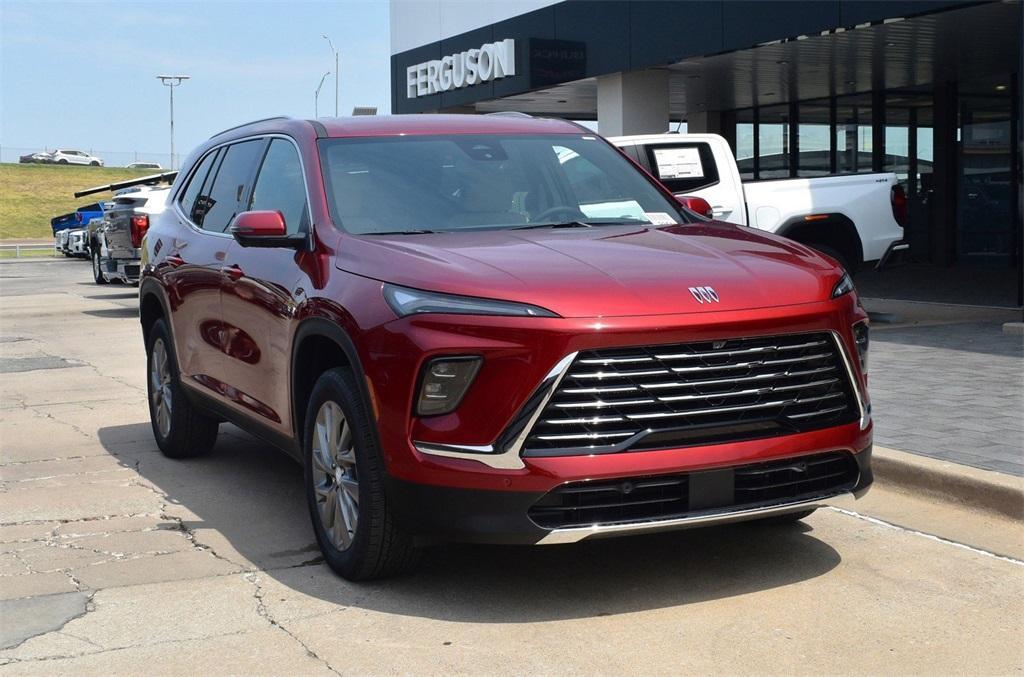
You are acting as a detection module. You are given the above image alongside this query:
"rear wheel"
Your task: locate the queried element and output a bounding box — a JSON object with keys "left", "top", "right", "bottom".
{"left": 807, "top": 243, "right": 852, "bottom": 273}
{"left": 304, "top": 367, "right": 419, "bottom": 580}
{"left": 58, "top": 159, "right": 68, "bottom": 165}
{"left": 146, "top": 319, "right": 218, "bottom": 458}
{"left": 92, "top": 249, "right": 107, "bottom": 284}
{"left": 89, "top": 161, "right": 99, "bottom": 166}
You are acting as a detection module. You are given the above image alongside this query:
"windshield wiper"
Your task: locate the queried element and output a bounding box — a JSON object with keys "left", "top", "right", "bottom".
{"left": 512, "top": 221, "right": 593, "bottom": 230}
{"left": 368, "top": 229, "right": 437, "bottom": 235}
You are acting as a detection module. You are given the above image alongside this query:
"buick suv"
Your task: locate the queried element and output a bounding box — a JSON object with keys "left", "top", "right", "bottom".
{"left": 139, "top": 114, "right": 872, "bottom": 580}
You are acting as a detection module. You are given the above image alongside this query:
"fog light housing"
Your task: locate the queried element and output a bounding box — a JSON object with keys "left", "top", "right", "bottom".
{"left": 416, "top": 357, "right": 482, "bottom": 416}
{"left": 853, "top": 321, "right": 869, "bottom": 372}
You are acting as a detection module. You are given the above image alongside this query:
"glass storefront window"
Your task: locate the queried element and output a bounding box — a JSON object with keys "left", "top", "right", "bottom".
{"left": 836, "top": 94, "right": 873, "bottom": 174}
{"left": 736, "top": 109, "right": 755, "bottom": 180}
{"left": 758, "top": 105, "right": 789, "bottom": 179}
{"left": 797, "top": 102, "right": 830, "bottom": 177}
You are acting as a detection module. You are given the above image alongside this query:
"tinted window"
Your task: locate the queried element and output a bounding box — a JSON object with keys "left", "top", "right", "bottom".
{"left": 249, "top": 139, "right": 308, "bottom": 234}
{"left": 320, "top": 134, "right": 688, "bottom": 234}
{"left": 643, "top": 143, "right": 720, "bottom": 193}
{"left": 198, "top": 140, "right": 265, "bottom": 232}
{"left": 178, "top": 150, "right": 219, "bottom": 224}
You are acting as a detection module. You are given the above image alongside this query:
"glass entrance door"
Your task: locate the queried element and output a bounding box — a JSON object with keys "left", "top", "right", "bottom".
{"left": 957, "top": 93, "right": 1015, "bottom": 265}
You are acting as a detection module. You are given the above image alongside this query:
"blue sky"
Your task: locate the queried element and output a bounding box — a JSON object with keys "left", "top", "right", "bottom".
{"left": 1, "top": 1, "right": 391, "bottom": 162}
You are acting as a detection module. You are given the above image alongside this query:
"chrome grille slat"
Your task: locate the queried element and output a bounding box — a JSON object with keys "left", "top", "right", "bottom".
{"left": 523, "top": 332, "right": 859, "bottom": 454}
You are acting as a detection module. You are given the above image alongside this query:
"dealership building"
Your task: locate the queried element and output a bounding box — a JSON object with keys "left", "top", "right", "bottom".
{"left": 390, "top": 0, "right": 1022, "bottom": 305}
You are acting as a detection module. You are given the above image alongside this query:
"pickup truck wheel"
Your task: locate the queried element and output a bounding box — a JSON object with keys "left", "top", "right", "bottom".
{"left": 146, "top": 319, "right": 218, "bottom": 459}
{"left": 92, "top": 250, "right": 108, "bottom": 284}
{"left": 304, "top": 367, "right": 419, "bottom": 581}
{"left": 807, "top": 243, "right": 851, "bottom": 273}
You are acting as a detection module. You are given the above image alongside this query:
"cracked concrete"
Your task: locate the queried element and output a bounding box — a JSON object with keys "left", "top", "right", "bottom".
{"left": 1, "top": 258, "right": 1022, "bottom": 674}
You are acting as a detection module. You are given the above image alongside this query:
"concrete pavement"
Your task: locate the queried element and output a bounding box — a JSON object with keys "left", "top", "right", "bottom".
{"left": 2, "top": 258, "right": 1023, "bottom": 675}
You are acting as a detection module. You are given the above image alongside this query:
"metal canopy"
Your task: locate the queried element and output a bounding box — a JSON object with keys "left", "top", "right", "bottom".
{"left": 471, "top": 1, "right": 1020, "bottom": 119}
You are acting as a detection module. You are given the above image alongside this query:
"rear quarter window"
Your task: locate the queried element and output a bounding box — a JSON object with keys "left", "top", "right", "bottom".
{"left": 643, "top": 142, "right": 719, "bottom": 194}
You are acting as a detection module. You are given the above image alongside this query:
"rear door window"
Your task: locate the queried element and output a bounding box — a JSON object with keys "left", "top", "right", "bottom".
{"left": 248, "top": 139, "right": 309, "bottom": 234}
{"left": 195, "top": 140, "right": 266, "bottom": 232}
{"left": 643, "top": 142, "right": 719, "bottom": 193}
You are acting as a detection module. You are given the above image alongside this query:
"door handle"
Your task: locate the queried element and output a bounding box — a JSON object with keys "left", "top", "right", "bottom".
{"left": 165, "top": 255, "right": 185, "bottom": 268}
{"left": 220, "top": 264, "right": 244, "bottom": 281}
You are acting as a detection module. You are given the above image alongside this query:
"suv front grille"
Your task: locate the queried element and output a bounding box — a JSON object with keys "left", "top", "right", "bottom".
{"left": 523, "top": 332, "right": 857, "bottom": 455}
{"left": 528, "top": 451, "right": 858, "bottom": 529}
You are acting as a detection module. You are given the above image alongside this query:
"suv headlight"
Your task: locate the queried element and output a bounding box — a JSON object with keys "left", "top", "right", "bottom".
{"left": 383, "top": 283, "right": 559, "bottom": 318}
{"left": 831, "top": 272, "right": 855, "bottom": 298}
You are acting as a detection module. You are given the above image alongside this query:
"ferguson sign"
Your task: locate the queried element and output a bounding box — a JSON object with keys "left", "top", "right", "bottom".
{"left": 406, "top": 39, "right": 515, "bottom": 98}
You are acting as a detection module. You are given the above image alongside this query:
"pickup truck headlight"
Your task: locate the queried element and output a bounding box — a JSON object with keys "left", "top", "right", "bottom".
{"left": 831, "top": 272, "right": 855, "bottom": 298}
{"left": 416, "top": 356, "right": 481, "bottom": 416}
{"left": 383, "top": 284, "right": 559, "bottom": 318}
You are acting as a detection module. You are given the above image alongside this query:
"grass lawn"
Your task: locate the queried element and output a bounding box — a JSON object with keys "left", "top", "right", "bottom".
{"left": 0, "top": 163, "right": 158, "bottom": 240}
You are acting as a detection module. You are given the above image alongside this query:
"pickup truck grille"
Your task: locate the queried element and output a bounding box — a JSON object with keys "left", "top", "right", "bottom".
{"left": 528, "top": 451, "right": 858, "bottom": 529}
{"left": 523, "top": 332, "right": 858, "bottom": 455}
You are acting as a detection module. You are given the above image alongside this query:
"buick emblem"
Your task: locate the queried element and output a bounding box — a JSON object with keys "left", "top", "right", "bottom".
{"left": 689, "top": 286, "right": 720, "bottom": 304}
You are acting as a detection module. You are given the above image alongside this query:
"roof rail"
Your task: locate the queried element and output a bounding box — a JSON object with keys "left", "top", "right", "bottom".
{"left": 210, "top": 116, "right": 290, "bottom": 139}
{"left": 485, "top": 111, "right": 533, "bottom": 118}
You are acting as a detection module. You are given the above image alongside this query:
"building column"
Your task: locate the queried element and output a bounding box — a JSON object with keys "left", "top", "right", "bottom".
{"left": 597, "top": 70, "right": 669, "bottom": 137}
{"left": 931, "top": 80, "right": 958, "bottom": 267}
{"left": 687, "top": 111, "right": 725, "bottom": 135}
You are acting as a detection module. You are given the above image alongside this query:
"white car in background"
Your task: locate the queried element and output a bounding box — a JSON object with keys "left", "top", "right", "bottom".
{"left": 51, "top": 149, "right": 104, "bottom": 166}
{"left": 610, "top": 133, "right": 906, "bottom": 272}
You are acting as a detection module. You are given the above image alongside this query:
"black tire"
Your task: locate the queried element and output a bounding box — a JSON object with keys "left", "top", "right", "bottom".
{"left": 146, "top": 319, "right": 218, "bottom": 459}
{"left": 92, "top": 249, "right": 108, "bottom": 284}
{"left": 754, "top": 508, "right": 816, "bottom": 525}
{"left": 58, "top": 159, "right": 68, "bottom": 164}
{"left": 807, "top": 243, "right": 854, "bottom": 273}
{"left": 90, "top": 161, "right": 99, "bottom": 166}
{"left": 304, "top": 367, "right": 419, "bottom": 581}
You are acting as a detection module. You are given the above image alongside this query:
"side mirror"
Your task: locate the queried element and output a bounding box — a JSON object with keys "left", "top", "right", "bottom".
{"left": 675, "top": 195, "right": 714, "bottom": 219}
{"left": 229, "top": 211, "right": 306, "bottom": 248}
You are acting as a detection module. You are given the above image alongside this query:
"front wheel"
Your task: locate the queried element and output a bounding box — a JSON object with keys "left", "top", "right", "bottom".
{"left": 304, "top": 368, "right": 419, "bottom": 581}
{"left": 146, "top": 319, "right": 218, "bottom": 458}
{"left": 92, "top": 250, "right": 108, "bottom": 284}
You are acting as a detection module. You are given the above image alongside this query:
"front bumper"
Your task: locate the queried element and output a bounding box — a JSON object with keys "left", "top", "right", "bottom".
{"left": 387, "top": 445, "right": 872, "bottom": 545}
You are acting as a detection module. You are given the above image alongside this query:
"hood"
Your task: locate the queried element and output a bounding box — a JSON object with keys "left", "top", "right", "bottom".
{"left": 335, "top": 223, "right": 844, "bottom": 318}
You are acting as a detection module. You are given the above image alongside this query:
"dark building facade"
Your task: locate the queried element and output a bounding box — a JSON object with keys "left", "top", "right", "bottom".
{"left": 391, "top": 0, "right": 1021, "bottom": 300}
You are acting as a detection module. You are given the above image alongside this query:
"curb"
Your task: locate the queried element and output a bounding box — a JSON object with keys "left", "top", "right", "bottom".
{"left": 872, "top": 446, "right": 1024, "bottom": 521}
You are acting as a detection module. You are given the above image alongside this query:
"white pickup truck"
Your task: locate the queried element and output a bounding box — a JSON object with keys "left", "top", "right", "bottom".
{"left": 609, "top": 133, "right": 906, "bottom": 272}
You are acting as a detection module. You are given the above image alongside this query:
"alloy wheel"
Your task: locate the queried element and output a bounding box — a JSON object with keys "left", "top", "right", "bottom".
{"left": 149, "top": 338, "right": 173, "bottom": 437}
{"left": 311, "top": 400, "right": 360, "bottom": 550}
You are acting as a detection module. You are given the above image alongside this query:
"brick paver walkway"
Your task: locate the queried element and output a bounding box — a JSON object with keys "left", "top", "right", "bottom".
{"left": 869, "top": 321, "right": 1023, "bottom": 476}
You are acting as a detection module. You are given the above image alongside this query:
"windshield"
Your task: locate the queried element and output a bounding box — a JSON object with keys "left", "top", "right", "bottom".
{"left": 319, "top": 134, "right": 689, "bottom": 234}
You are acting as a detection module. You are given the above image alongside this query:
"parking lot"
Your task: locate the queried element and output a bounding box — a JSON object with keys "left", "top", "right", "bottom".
{"left": 1, "top": 258, "right": 1023, "bottom": 674}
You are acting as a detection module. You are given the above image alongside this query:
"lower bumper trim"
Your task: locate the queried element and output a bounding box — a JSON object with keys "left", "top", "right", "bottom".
{"left": 535, "top": 492, "right": 847, "bottom": 545}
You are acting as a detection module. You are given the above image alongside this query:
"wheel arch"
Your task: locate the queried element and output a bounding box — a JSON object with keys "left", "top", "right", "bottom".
{"left": 291, "top": 318, "right": 376, "bottom": 452}
{"left": 139, "top": 279, "right": 170, "bottom": 345}
{"left": 776, "top": 213, "right": 864, "bottom": 272}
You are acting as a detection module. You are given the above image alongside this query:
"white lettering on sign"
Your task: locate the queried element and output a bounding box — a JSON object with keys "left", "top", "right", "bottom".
{"left": 406, "top": 39, "right": 515, "bottom": 98}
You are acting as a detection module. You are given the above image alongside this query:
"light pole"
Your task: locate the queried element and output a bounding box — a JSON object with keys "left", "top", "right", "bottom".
{"left": 156, "top": 75, "right": 190, "bottom": 170}
{"left": 321, "top": 34, "right": 338, "bottom": 116}
{"left": 314, "top": 71, "right": 330, "bottom": 118}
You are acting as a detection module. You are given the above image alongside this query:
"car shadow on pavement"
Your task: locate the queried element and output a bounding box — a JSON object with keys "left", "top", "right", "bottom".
{"left": 83, "top": 293, "right": 139, "bottom": 301}
{"left": 82, "top": 307, "right": 139, "bottom": 319}
{"left": 99, "top": 422, "right": 843, "bottom": 623}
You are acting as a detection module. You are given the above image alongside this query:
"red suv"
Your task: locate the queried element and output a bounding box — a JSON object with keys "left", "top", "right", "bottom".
{"left": 139, "top": 115, "right": 872, "bottom": 580}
